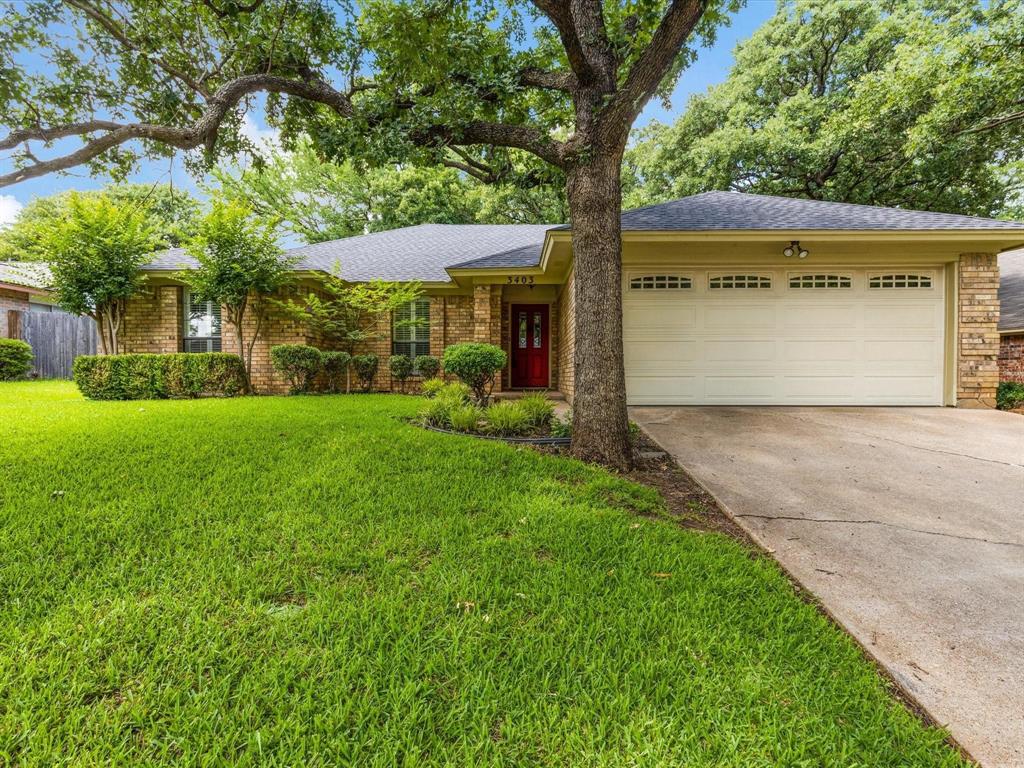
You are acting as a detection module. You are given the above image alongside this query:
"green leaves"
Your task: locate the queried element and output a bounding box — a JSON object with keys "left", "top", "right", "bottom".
{"left": 42, "top": 192, "right": 157, "bottom": 318}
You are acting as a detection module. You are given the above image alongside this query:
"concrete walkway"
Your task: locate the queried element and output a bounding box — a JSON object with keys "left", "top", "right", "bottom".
{"left": 631, "top": 406, "right": 1024, "bottom": 768}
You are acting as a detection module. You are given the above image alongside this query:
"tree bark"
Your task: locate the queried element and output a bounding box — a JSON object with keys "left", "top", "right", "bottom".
{"left": 566, "top": 151, "right": 632, "bottom": 470}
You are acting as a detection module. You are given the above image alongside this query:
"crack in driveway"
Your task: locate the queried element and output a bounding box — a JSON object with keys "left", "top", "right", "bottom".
{"left": 736, "top": 513, "right": 1023, "bottom": 549}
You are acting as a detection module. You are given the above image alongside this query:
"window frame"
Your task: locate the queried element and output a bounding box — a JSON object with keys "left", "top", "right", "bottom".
{"left": 708, "top": 274, "right": 773, "bottom": 290}
{"left": 392, "top": 297, "right": 432, "bottom": 368}
{"left": 787, "top": 273, "right": 854, "bottom": 290}
{"left": 628, "top": 274, "right": 693, "bottom": 291}
{"left": 867, "top": 273, "right": 934, "bottom": 289}
{"left": 182, "top": 290, "right": 222, "bottom": 353}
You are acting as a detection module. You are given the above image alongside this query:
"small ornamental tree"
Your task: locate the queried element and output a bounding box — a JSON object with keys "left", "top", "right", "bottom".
{"left": 42, "top": 193, "right": 157, "bottom": 354}
{"left": 276, "top": 269, "right": 421, "bottom": 392}
{"left": 442, "top": 343, "right": 507, "bottom": 406}
{"left": 389, "top": 354, "right": 413, "bottom": 392}
{"left": 183, "top": 199, "right": 293, "bottom": 394}
{"left": 352, "top": 354, "right": 379, "bottom": 392}
{"left": 413, "top": 355, "right": 440, "bottom": 380}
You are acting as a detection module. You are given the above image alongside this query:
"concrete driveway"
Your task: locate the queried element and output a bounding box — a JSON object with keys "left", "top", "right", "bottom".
{"left": 631, "top": 406, "right": 1024, "bottom": 768}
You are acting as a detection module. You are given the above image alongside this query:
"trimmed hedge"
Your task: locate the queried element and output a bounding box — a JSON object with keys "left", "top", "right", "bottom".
{"left": 321, "top": 351, "right": 351, "bottom": 393}
{"left": 74, "top": 353, "right": 246, "bottom": 400}
{"left": 0, "top": 339, "right": 33, "bottom": 381}
{"left": 352, "top": 354, "right": 379, "bottom": 392}
{"left": 270, "top": 344, "right": 323, "bottom": 394}
{"left": 389, "top": 354, "right": 413, "bottom": 391}
{"left": 442, "top": 343, "right": 506, "bottom": 405}
{"left": 413, "top": 355, "right": 440, "bottom": 379}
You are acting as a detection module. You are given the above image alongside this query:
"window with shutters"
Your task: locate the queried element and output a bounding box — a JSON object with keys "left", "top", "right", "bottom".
{"left": 788, "top": 274, "right": 853, "bottom": 289}
{"left": 183, "top": 291, "right": 221, "bottom": 353}
{"left": 709, "top": 274, "right": 772, "bottom": 289}
{"left": 629, "top": 275, "right": 692, "bottom": 290}
{"left": 868, "top": 273, "right": 933, "bottom": 289}
{"left": 392, "top": 297, "right": 431, "bottom": 366}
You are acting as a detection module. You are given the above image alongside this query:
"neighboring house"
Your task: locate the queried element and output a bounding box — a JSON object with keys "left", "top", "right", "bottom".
{"left": 998, "top": 248, "right": 1024, "bottom": 384}
{"left": 110, "top": 192, "right": 1024, "bottom": 404}
{"left": 0, "top": 261, "right": 60, "bottom": 338}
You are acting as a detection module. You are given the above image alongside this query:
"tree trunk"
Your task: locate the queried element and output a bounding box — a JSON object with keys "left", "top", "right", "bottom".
{"left": 566, "top": 152, "right": 633, "bottom": 470}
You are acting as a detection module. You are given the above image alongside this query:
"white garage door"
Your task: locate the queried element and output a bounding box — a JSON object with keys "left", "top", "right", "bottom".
{"left": 623, "top": 268, "right": 946, "bottom": 405}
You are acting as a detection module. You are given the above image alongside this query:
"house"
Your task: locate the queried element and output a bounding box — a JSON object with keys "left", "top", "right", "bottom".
{"left": 998, "top": 248, "right": 1024, "bottom": 384}
{"left": 80, "top": 193, "right": 1024, "bottom": 404}
{"left": 0, "top": 261, "right": 61, "bottom": 338}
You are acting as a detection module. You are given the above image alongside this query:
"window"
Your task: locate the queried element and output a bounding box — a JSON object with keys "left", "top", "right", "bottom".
{"left": 788, "top": 274, "right": 852, "bottom": 289}
{"left": 709, "top": 274, "right": 772, "bottom": 289}
{"left": 629, "top": 275, "right": 692, "bottom": 290}
{"left": 393, "top": 297, "right": 431, "bottom": 363}
{"left": 869, "top": 274, "right": 932, "bottom": 289}
{"left": 183, "top": 291, "right": 221, "bottom": 353}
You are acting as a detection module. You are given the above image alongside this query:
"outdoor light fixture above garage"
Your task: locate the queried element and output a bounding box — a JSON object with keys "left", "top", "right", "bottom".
{"left": 783, "top": 240, "right": 809, "bottom": 259}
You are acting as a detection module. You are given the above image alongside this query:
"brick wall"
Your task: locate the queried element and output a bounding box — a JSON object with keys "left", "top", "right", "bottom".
{"left": 957, "top": 253, "right": 1000, "bottom": 407}
{"left": 122, "top": 286, "right": 181, "bottom": 354}
{"left": 999, "top": 333, "right": 1024, "bottom": 384}
{"left": 557, "top": 268, "right": 575, "bottom": 403}
{"left": 1, "top": 287, "right": 30, "bottom": 338}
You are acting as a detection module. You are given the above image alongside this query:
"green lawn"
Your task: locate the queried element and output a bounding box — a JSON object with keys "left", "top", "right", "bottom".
{"left": 0, "top": 381, "right": 964, "bottom": 766}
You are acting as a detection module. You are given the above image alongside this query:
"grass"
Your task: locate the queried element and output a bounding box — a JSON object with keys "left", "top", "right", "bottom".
{"left": 0, "top": 381, "right": 966, "bottom": 766}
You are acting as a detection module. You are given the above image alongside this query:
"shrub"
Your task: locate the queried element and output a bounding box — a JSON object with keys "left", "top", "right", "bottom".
{"left": 420, "top": 377, "right": 446, "bottom": 398}
{"left": 351, "top": 354, "right": 379, "bottom": 392}
{"left": 550, "top": 412, "right": 572, "bottom": 438}
{"left": 414, "top": 355, "right": 440, "bottom": 379}
{"left": 270, "top": 344, "right": 323, "bottom": 394}
{"left": 74, "top": 353, "right": 246, "bottom": 400}
{"left": 448, "top": 404, "right": 484, "bottom": 433}
{"left": 442, "top": 343, "right": 507, "bottom": 405}
{"left": 389, "top": 355, "right": 414, "bottom": 392}
{"left": 518, "top": 393, "right": 555, "bottom": 428}
{"left": 997, "top": 381, "right": 1024, "bottom": 411}
{"left": 484, "top": 400, "right": 531, "bottom": 436}
{"left": 419, "top": 397, "right": 454, "bottom": 428}
{"left": 0, "top": 339, "right": 33, "bottom": 381}
{"left": 321, "top": 351, "right": 351, "bottom": 393}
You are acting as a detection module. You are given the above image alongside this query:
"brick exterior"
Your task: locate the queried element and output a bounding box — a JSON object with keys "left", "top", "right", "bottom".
{"left": 999, "top": 333, "right": 1024, "bottom": 384}
{"left": 957, "top": 253, "right": 1001, "bottom": 407}
{"left": 1, "top": 287, "right": 30, "bottom": 339}
{"left": 122, "top": 286, "right": 182, "bottom": 354}
{"left": 557, "top": 268, "right": 575, "bottom": 403}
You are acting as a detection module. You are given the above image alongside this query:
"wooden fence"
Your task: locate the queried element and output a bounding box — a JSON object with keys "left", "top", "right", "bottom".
{"left": 7, "top": 310, "right": 97, "bottom": 380}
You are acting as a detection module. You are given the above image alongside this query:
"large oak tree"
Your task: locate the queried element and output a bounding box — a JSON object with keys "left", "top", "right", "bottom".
{"left": 0, "top": 0, "right": 736, "bottom": 468}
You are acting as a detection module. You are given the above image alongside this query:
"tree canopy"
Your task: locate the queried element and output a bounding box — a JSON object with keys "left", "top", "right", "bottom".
{"left": 0, "top": 183, "right": 200, "bottom": 261}
{"left": 212, "top": 139, "right": 566, "bottom": 243}
{"left": 624, "top": 0, "right": 1024, "bottom": 217}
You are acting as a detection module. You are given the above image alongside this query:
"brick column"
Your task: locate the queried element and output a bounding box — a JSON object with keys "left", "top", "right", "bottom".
{"left": 957, "top": 253, "right": 1000, "bottom": 408}
{"left": 473, "top": 284, "right": 503, "bottom": 392}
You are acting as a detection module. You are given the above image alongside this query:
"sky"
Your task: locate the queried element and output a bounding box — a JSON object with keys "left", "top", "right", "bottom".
{"left": 0, "top": 1, "right": 777, "bottom": 226}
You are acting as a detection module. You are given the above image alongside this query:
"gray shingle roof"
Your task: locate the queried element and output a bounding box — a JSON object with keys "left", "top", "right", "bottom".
{"left": 582, "top": 191, "right": 1024, "bottom": 231}
{"left": 289, "top": 224, "right": 551, "bottom": 282}
{"left": 999, "top": 249, "right": 1024, "bottom": 332}
{"left": 0, "top": 261, "right": 52, "bottom": 290}
{"left": 143, "top": 224, "right": 552, "bottom": 282}
{"left": 449, "top": 242, "right": 543, "bottom": 270}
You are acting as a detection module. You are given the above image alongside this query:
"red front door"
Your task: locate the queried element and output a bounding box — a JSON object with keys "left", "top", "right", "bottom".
{"left": 510, "top": 304, "right": 549, "bottom": 388}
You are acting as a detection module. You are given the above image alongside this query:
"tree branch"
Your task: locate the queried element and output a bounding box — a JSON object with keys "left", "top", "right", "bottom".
{"left": 0, "top": 74, "right": 354, "bottom": 187}
{"left": 529, "top": 0, "right": 592, "bottom": 82}
{"left": 64, "top": 0, "right": 212, "bottom": 98}
{"left": 958, "top": 109, "right": 1024, "bottom": 135}
{"left": 518, "top": 66, "right": 576, "bottom": 91}
{"left": 0, "top": 120, "right": 123, "bottom": 150}
{"left": 598, "top": 0, "right": 706, "bottom": 143}
{"left": 417, "top": 121, "right": 566, "bottom": 169}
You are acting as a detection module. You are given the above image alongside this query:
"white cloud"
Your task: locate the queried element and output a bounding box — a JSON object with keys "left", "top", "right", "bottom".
{"left": 240, "top": 114, "right": 281, "bottom": 153}
{"left": 0, "top": 195, "right": 23, "bottom": 228}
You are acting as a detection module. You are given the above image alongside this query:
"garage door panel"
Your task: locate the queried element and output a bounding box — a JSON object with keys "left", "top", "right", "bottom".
{"left": 704, "top": 304, "right": 776, "bottom": 329}
{"left": 783, "top": 340, "right": 858, "bottom": 362}
{"left": 780, "top": 376, "right": 858, "bottom": 400}
{"left": 623, "top": 266, "right": 945, "bottom": 406}
{"left": 704, "top": 339, "right": 777, "bottom": 363}
{"left": 781, "top": 304, "right": 859, "bottom": 329}
{"left": 627, "top": 304, "right": 697, "bottom": 329}
{"left": 703, "top": 376, "right": 777, "bottom": 400}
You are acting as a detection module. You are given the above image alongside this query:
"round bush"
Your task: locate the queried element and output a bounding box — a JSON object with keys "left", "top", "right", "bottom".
{"left": 321, "top": 351, "right": 351, "bottom": 393}
{"left": 442, "top": 343, "right": 506, "bottom": 405}
{"left": 270, "top": 344, "right": 323, "bottom": 394}
{"left": 414, "top": 355, "right": 440, "bottom": 379}
{"left": 352, "top": 354, "right": 379, "bottom": 392}
{"left": 389, "top": 355, "right": 414, "bottom": 391}
{"left": 0, "top": 339, "right": 33, "bottom": 381}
